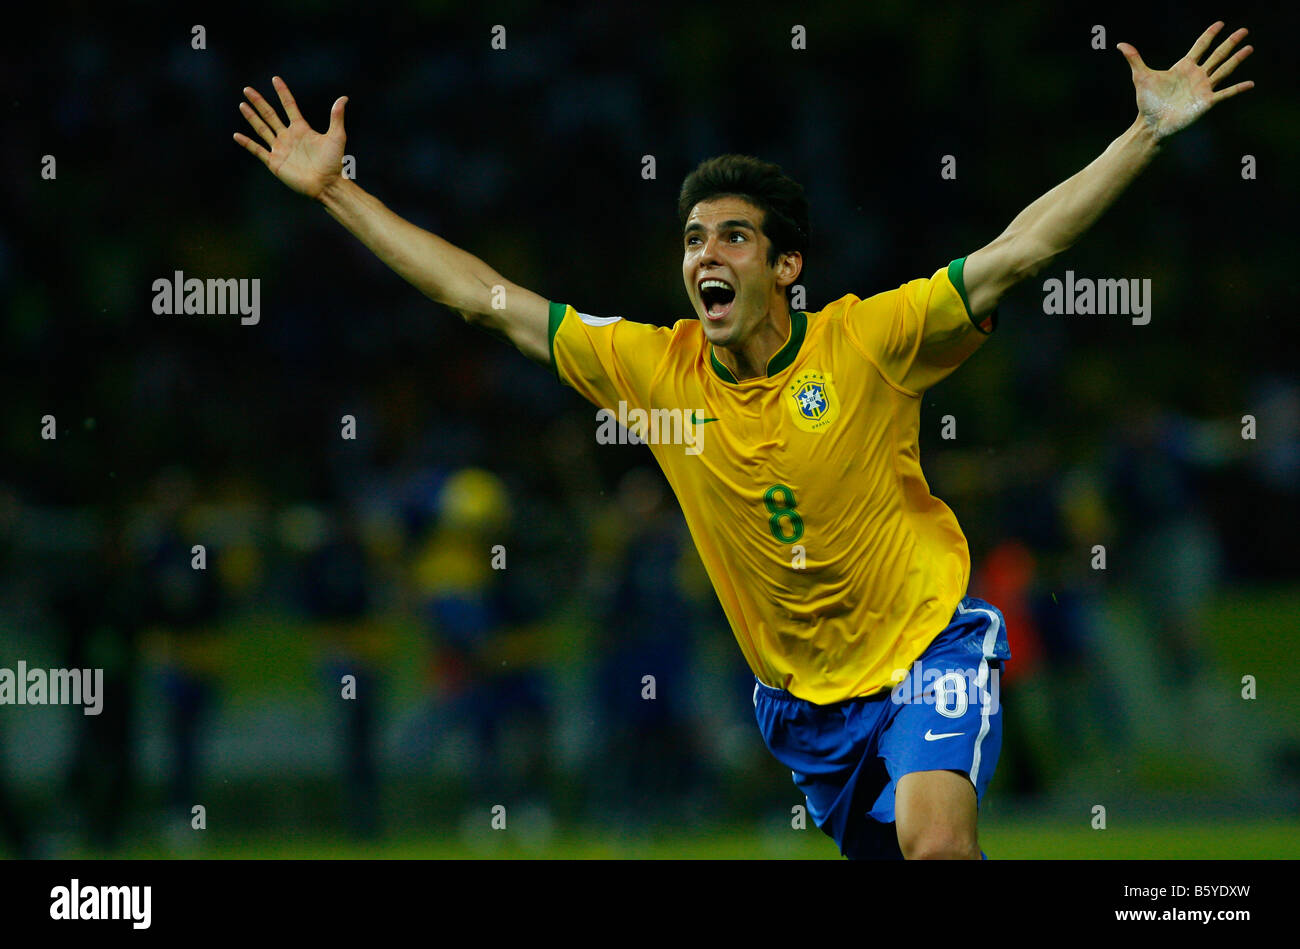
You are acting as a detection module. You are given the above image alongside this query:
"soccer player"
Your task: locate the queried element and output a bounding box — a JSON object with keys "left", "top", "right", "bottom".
{"left": 235, "top": 22, "right": 1253, "bottom": 858}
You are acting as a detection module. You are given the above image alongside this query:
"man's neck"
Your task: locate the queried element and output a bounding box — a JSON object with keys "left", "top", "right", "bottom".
{"left": 715, "top": 302, "right": 792, "bottom": 382}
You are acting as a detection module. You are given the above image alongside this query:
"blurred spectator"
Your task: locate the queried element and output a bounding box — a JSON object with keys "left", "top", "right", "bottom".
{"left": 57, "top": 507, "right": 140, "bottom": 853}
{"left": 587, "top": 467, "right": 703, "bottom": 823}
{"left": 295, "top": 502, "right": 381, "bottom": 839}
{"left": 138, "top": 469, "right": 224, "bottom": 840}
{"left": 411, "top": 468, "right": 552, "bottom": 810}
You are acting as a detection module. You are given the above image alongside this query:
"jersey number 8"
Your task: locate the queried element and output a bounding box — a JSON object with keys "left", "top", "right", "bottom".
{"left": 763, "top": 484, "right": 804, "bottom": 544}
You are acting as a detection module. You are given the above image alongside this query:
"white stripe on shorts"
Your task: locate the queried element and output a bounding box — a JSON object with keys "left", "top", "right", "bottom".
{"left": 955, "top": 599, "right": 1001, "bottom": 788}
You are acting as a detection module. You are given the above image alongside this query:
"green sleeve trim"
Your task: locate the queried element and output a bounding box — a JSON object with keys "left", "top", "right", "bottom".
{"left": 948, "top": 257, "right": 996, "bottom": 334}
{"left": 547, "top": 301, "right": 567, "bottom": 381}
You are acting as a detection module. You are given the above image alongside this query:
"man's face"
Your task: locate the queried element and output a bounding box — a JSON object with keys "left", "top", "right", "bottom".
{"left": 682, "top": 196, "right": 798, "bottom": 348}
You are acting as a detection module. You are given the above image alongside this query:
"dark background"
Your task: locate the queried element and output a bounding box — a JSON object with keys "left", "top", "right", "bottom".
{"left": 0, "top": 0, "right": 1296, "bottom": 857}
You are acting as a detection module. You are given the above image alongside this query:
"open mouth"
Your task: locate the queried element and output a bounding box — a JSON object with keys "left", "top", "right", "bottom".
{"left": 699, "top": 278, "right": 736, "bottom": 321}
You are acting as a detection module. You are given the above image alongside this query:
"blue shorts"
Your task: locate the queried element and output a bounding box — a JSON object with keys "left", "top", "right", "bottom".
{"left": 753, "top": 595, "right": 1011, "bottom": 859}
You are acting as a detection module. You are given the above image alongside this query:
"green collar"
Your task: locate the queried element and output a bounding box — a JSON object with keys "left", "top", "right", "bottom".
{"left": 708, "top": 309, "right": 807, "bottom": 384}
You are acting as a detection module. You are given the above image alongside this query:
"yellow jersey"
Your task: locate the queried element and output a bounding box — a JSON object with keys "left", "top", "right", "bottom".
{"left": 548, "top": 258, "right": 995, "bottom": 704}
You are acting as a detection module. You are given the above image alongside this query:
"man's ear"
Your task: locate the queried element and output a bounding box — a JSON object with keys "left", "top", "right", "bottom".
{"left": 776, "top": 251, "right": 803, "bottom": 290}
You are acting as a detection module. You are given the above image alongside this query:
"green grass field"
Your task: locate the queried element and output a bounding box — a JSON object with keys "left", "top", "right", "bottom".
{"left": 58, "top": 817, "right": 1300, "bottom": 859}
{"left": 12, "top": 587, "right": 1297, "bottom": 862}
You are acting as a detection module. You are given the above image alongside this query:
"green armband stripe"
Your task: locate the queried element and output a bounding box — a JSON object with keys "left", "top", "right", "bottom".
{"left": 547, "top": 301, "right": 566, "bottom": 381}
{"left": 948, "top": 257, "right": 997, "bottom": 334}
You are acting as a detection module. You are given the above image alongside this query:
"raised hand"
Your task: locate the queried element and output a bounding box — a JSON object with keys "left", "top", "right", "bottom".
{"left": 1118, "top": 22, "right": 1254, "bottom": 141}
{"left": 234, "top": 76, "right": 348, "bottom": 199}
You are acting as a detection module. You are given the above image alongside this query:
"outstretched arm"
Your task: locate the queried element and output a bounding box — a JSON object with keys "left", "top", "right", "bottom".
{"left": 233, "top": 77, "right": 550, "bottom": 364}
{"left": 962, "top": 22, "right": 1255, "bottom": 318}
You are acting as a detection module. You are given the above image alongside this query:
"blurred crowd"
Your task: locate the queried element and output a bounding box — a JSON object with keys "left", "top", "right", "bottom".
{"left": 1, "top": 378, "right": 1295, "bottom": 855}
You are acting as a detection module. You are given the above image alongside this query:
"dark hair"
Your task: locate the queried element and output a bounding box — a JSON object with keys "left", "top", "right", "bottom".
{"left": 677, "top": 154, "right": 810, "bottom": 300}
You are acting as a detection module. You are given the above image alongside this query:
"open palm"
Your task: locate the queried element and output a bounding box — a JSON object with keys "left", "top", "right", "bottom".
{"left": 1119, "top": 22, "right": 1254, "bottom": 141}
{"left": 234, "top": 76, "right": 348, "bottom": 198}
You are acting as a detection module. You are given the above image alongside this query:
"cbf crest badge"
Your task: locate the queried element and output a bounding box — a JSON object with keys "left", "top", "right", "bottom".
{"left": 786, "top": 369, "right": 840, "bottom": 433}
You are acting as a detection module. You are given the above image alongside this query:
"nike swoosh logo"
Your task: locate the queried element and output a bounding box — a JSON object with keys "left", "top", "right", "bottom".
{"left": 690, "top": 411, "right": 720, "bottom": 424}
{"left": 923, "top": 729, "right": 965, "bottom": 741}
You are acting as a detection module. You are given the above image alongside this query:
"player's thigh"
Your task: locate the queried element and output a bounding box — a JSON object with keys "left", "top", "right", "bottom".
{"left": 880, "top": 662, "right": 1004, "bottom": 858}
{"left": 894, "top": 769, "right": 979, "bottom": 860}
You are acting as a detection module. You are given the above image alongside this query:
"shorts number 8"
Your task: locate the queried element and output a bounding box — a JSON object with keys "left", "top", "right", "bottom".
{"left": 933, "top": 671, "right": 968, "bottom": 719}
